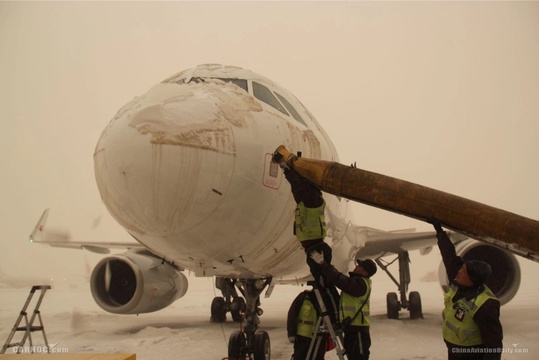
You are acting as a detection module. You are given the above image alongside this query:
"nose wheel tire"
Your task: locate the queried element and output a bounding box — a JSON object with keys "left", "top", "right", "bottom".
{"left": 228, "top": 330, "right": 247, "bottom": 359}
{"left": 253, "top": 331, "right": 271, "bottom": 360}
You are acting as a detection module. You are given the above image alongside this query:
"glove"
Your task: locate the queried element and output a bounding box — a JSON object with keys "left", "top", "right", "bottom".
{"left": 288, "top": 336, "right": 295, "bottom": 343}
{"left": 427, "top": 217, "right": 444, "bottom": 234}
{"left": 271, "top": 151, "right": 289, "bottom": 170}
{"left": 271, "top": 151, "right": 284, "bottom": 163}
{"left": 272, "top": 146, "right": 299, "bottom": 170}
{"left": 309, "top": 251, "right": 325, "bottom": 265}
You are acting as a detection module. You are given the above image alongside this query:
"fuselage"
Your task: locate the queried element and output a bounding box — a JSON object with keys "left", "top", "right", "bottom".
{"left": 94, "top": 64, "right": 357, "bottom": 281}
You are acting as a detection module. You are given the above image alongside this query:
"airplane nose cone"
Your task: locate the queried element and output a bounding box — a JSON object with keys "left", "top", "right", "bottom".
{"left": 94, "top": 82, "right": 243, "bottom": 238}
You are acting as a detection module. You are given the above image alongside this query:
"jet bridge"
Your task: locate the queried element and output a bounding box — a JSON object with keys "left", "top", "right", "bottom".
{"left": 274, "top": 145, "right": 539, "bottom": 262}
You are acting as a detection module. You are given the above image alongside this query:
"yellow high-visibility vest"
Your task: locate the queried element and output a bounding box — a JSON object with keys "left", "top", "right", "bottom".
{"left": 442, "top": 284, "right": 497, "bottom": 346}
{"left": 297, "top": 295, "right": 318, "bottom": 338}
{"left": 339, "top": 277, "right": 371, "bottom": 327}
{"left": 294, "top": 202, "right": 327, "bottom": 241}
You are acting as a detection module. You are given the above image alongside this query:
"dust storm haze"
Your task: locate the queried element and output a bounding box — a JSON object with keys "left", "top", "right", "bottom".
{"left": 1, "top": 1, "right": 538, "bottom": 287}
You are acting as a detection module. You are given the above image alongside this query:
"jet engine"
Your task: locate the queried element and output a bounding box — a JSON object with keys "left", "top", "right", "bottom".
{"left": 438, "top": 239, "right": 521, "bottom": 305}
{"left": 90, "top": 251, "right": 188, "bottom": 314}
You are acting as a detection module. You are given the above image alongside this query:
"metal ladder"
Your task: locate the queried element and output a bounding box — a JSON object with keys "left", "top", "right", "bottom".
{"left": 306, "top": 283, "right": 347, "bottom": 360}
{"left": 1, "top": 285, "right": 51, "bottom": 354}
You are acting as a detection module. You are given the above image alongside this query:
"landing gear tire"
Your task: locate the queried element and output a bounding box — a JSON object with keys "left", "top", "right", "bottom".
{"left": 231, "top": 296, "right": 246, "bottom": 323}
{"left": 210, "top": 296, "right": 227, "bottom": 323}
{"left": 228, "top": 330, "right": 246, "bottom": 359}
{"left": 409, "top": 291, "right": 423, "bottom": 319}
{"left": 386, "top": 292, "right": 399, "bottom": 319}
{"left": 253, "top": 331, "right": 271, "bottom": 360}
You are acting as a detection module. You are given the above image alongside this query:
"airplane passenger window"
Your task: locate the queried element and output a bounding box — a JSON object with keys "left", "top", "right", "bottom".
{"left": 275, "top": 92, "right": 307, "bottom": 126}
{"left": 252, "top": 82, "right": 289, "bottom": 116}
{"left": 217, "top": 78, "right": 248, "bottom": 92}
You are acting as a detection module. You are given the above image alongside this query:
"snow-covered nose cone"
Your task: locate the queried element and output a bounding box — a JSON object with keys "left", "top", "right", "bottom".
{"left": 93, "top": 81, "right": 257, "bottom": 239}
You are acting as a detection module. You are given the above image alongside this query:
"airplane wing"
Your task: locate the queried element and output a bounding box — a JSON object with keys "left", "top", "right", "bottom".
{"left": 30, "top": 209, "right": 144, "bottom": 254}
{"left": 350, "top": 226, "right": 467, "bottom": 259}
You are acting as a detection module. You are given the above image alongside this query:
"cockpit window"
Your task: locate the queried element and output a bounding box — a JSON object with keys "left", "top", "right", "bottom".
{"left": 275, "top": 92, "right": 307, "bottom": 126}
{"left": 252, "top": 82, "right": 289, "bottom": 116}
{"left": 217, "top": 78, "right": 248, "bottom": 92}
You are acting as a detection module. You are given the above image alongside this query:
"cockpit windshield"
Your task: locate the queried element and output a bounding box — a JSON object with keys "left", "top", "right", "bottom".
{"left": 217, "top": 78, "right": 248, "bottom": 92}
{"left": 274, "top": 92, "right": 306, "bottom": 126}
{"left": 163, "top": 73, "right": 307, "bottom": 127}
{"left": 252, "top": 82, "right": 289, "bottom": 116}
{"left": 219, "top": 79, "right": 307, "bottom": 127}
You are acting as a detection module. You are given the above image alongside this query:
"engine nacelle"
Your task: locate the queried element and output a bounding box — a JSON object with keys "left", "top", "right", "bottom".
{"left": 90, "top": 251, "right": 188, "bottom": 314}
{"left": 438, "top": 239, "right": 521, "bottom": 305}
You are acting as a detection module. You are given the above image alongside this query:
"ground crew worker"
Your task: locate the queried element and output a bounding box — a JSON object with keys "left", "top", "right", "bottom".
{"left": 431, "top": 221, "right": 503, "bottom": 360}
{"left": 282, "top": 164, "right": 331, "bottom": 279}
{"left": 272, "top": 150, "right": 339, "bottom": 316}
{"left": 287, "top": 290, "right": 327, "bottom": 360}
{"left": 272, "top": 150, "right": 330, "bottom": 271}
{"left": 310, "top": 252, "right": 377, "bottom": 360}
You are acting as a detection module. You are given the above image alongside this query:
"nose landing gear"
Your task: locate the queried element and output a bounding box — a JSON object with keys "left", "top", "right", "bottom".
{"left": 213, "top": 277, "right": 273, "bottom": 360}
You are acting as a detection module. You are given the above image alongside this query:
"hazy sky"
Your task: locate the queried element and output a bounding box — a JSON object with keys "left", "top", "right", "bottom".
{"left": 1, "top": 1, "right": 538, "bottom": 279}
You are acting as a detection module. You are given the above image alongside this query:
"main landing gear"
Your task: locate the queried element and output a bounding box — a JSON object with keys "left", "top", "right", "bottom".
{"left": 211, "top": 277, "right": 272, "bottom": 360}
{"left": 211, "top": 278, "right": 247, "bottom": 323}
{"left": 375, "top": 251, "right": 423, "bottom": 320}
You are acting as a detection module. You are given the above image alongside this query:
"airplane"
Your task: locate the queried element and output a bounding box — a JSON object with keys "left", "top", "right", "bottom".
{"left": 30, "top": 64, "right": 528, "bottom": 359}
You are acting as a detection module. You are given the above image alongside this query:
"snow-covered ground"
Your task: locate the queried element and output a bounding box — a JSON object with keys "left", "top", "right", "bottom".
{"left": 2, "top": 3, "right": 538, "bottom": 360}
{"left": 1, "top": 265, "right": 537, "bottom": 360}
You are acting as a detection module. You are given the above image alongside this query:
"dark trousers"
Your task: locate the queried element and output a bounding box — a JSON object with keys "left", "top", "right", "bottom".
{"left": 293, "top": 335, "right": 326, "bottom": 360}
{"left": 343, "top": 329, "right": 371, "bottom": 360}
